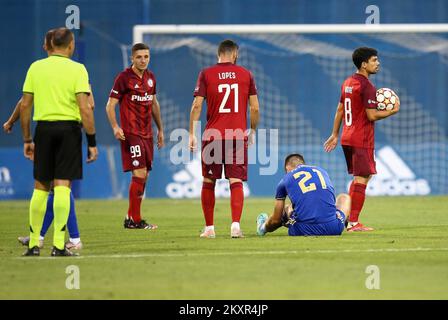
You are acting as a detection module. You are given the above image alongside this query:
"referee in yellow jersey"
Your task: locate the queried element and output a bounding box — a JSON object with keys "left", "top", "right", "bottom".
{"left": 20, "top": 27, "right": 98, "bottom": 256}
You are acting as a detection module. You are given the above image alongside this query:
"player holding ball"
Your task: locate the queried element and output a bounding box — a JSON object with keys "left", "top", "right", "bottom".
{"left": 324, "top": 47, "right": 400, "bottom": 232}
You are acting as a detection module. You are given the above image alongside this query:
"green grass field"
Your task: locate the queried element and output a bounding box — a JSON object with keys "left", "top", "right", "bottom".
{"left": 1, "top": 196, "right": 448, "bottom": 299}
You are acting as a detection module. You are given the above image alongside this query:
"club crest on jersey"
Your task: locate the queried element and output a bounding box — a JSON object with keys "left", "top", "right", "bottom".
{"left": 132, "top": 160, "right": 140, "bottom": 167}
{"left": 148, "top": 79, "right": 154, "bottom": 87}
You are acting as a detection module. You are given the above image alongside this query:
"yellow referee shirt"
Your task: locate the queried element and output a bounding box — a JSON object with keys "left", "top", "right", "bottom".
{"left": 22, "top": 55, "right": 90, "bottom": 121}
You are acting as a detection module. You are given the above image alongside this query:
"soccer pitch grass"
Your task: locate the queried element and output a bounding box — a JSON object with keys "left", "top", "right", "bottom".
{"left": 0, "top": 196, "right": 447, "bottom": 300}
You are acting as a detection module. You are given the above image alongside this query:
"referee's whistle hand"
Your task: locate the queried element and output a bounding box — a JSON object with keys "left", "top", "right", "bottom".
{"left": 23, "top": 142, "right": 34, "bottom": 161}
{"left": 87, "top": 146, "right": 98, "bottom": 163}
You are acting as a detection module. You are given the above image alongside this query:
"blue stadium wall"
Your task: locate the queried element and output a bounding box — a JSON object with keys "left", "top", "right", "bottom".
{"left": 0, "top": 0, "right": 447, "bottom": 199}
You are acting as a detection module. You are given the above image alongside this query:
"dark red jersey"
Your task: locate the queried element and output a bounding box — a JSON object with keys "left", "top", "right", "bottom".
{"left": 194, "top": 62, "right": 257, "bottom": 140}
{"left": 339, "top": 73, "right": 377, "bottom": 148}
{"left": 109, "top": 67, "right": 156, "bottom": 139}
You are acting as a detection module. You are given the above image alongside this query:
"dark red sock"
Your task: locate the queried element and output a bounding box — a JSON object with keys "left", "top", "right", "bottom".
{"left": 128, "top": 176, "right": 146, "bottom": 223}
{"left": 349, "top": 180, "right": 354, "bottom": 195}
{"left": 349, "top": 182, "right": 367, "bottom": 223}
{"left": 230, "top": 182, "right": 244, "bottom": 223}
{"left": 201, "top": 182, "right": 215, "bottom": 226}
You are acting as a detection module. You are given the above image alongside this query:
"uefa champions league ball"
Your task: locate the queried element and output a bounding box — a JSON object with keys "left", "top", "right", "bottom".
{"left": 376, "top": 88, "right": 399, "bottom": 111}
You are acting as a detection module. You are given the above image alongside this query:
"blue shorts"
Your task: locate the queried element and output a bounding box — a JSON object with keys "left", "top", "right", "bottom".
{"left": 288, "top": 210, "right": 346, "bottom": 236}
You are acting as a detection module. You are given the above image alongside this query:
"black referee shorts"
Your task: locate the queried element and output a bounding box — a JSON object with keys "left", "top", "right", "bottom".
{"left": 33, "top": 121, "right": 82, "bottom": 181}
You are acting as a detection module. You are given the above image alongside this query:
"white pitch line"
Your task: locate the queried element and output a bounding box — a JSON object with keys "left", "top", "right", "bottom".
{"left": 12, "top": 247, "right": 448, "bottom": 260}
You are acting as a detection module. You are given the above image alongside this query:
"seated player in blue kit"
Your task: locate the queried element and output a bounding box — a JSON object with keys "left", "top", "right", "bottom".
{"left": 257, "top": 154, "right": 350, "bottom": 236}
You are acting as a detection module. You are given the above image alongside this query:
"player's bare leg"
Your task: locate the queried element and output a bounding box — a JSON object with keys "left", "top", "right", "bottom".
{"left": 336, "top": 193, "right": 351, "bottom": 217}
{"left": 229, "top": 177, "right": 244, "bottom": 238}
{"left": 347, "top": 175, "right": 373, "bottom": 232}
{"left": 200, "top": 177, "right": 216, "bottom": 238}
{"left": 336, "top": 193, "right": 351, "bottom": 228}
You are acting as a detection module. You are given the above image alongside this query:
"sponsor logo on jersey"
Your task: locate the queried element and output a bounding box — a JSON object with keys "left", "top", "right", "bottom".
{"left": 348, "top": 146, "right": 431, "bottom": 196}
{"left": 165, "top": 154, "right": 250, "bottom": 199}
{"left": 131, "top": 92, "right": 154, "bottom": 102}
{"left": 134, "top": 84, "right": 139, "bottom": 89}
{"left": 111, "top": 89, "right": 119, "bottom": 94}
{"left": 345, "top": 86, "right": 353, "bottom": 94}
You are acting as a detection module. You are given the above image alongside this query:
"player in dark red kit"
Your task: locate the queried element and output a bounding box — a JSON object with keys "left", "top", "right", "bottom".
{"left": 106, "top": 43, "right": 164, "bottom": 229}
{"left": 189, "top": 39, "right": 260, "bottom": 238}
{"left": 324, "top": 47, "right": 400, "bottom": 232}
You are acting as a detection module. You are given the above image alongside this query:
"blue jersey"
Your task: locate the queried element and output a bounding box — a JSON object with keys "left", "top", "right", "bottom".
{"left": 275, "top": 165, "right": 337, "bottom": 224}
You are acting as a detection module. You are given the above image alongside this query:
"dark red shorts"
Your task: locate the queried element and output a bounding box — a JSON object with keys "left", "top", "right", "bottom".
{"left": 120, "top": 134, "right": 153, "bottom": 172}
{"left": 201, "top": 139, "right": 248, "bottom": 181}
{"left": 342, "top": 145, "right": 377, "bottom": 176}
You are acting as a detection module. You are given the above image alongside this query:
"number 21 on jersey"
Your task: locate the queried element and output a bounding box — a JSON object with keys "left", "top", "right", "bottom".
{"left": 293, "top": 169, "right": 327, "bottom": 194}
{"left": 218, "top": 83, "right": 238, "bottom": 113}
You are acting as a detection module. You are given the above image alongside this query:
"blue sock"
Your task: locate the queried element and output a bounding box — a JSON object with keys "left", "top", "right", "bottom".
{"left": 67, "top": 192, "right": 80, "bottom": 239}
{"left": 40, "top": 192, "right": 54, "bottom": 237}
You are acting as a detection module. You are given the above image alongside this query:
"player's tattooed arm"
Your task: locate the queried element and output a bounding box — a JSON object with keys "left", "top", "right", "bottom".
{"left": 324, "top": 102, "right": 343, "bottom": 152}
{"left": 265, "top": 199, "right": 286, "bottom": 232}
{"left": 152, "top": 95, "right": 164, "bottom": 149}
{"left": 105, "top": 97, "right": 125, "bottom": 141}
{"left": 189, "top": 96, "right": 204, "bottom": 152}
{"left": 3, "top": 98, "right": 22, "bottom": 133}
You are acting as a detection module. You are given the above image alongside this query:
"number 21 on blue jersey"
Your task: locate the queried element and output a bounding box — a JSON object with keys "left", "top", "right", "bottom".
{"left": 292, "top": 169, "right": 327, "bottom": 194}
